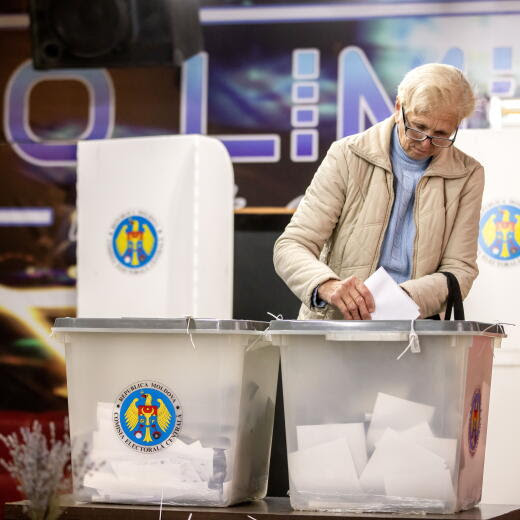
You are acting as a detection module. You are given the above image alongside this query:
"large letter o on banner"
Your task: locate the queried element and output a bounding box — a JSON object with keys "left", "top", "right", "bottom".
{"left": 4, "top": 60, "right": 114, "bottom": 167}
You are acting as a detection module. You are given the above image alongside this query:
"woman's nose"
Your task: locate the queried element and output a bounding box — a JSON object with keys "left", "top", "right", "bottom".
{"left": 420, "top": 138, "right": 433, "bottom": 149}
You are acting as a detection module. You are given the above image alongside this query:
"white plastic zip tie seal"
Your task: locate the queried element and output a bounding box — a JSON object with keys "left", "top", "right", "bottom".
{"left": 245, "top": 333, "right": 265, "bottom": 352}
{"left": 480, "top": 321, "right": 514, "bottom": 357}
{"left": 245, "top": 312, "right": 282, "bottom": 352}
{"left": 397, "top": 319, "right": 421, "bottom": 360}
{"left": 481, "top": 321, "right": 516, "bottom": 333}
{"left": 185, "top": 315, "right": 196, "bottom": 350}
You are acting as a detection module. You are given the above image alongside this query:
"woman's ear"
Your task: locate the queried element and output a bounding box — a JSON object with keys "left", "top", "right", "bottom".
{"left": 394, "top": 99, "right": 402, "bottom": 124}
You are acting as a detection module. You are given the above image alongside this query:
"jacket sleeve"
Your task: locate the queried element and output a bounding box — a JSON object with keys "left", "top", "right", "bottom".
{"left": 400, "top": 165, "right": 485, "bottom": 317}
{"left": 273, "top": 141, "right": 348, "bottom": 309}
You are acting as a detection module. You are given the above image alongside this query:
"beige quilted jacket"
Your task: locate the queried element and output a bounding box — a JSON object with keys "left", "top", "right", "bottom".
{"left": 273, "top": 116, "right": 485, "bottom": 320}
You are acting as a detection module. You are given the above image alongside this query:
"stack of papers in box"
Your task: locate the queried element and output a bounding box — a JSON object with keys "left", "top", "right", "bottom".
{"left": 82, "top": 402, "right": 230, "bottom": 504}
{"left": 288, "top": 392, "right": 457, "bottom": 504}
{"left": 360, "top": 428, "right": 455, "bottom": 502}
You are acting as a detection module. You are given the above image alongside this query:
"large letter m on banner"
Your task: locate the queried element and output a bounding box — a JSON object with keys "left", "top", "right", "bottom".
{"left": 337, "top": 46, "right": 464, "bottom": 138}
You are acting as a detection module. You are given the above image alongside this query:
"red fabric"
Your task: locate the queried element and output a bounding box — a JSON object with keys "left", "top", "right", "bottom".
{"left": 0, "top": 410, "right": 68, "bottom": 520}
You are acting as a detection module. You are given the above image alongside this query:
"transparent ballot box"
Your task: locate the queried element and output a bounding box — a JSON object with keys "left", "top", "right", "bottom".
{"left": 269, "top": 320, "right": 505, "bottom": 514}
{"left": 53, "top": 317, "right": 279, "bottom": 506}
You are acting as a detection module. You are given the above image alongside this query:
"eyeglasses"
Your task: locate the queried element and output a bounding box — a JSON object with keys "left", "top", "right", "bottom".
{"left": 401, "top": 106, "right": 458, "bottom": 148}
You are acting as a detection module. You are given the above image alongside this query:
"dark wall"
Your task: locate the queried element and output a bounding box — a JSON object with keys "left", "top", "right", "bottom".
{"left": 233, "top": 213, "right": 300, "bottom": 322}
{"left": 233, "top": 213, "right": 300, "bottom": 497}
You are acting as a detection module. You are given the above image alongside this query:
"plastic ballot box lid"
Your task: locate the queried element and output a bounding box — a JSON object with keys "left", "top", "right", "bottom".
{"left": 53, "top": 316, "right": 270, "bottom": 334}
{"left": 268, "top": 319, "right": 505, "bottom": 336}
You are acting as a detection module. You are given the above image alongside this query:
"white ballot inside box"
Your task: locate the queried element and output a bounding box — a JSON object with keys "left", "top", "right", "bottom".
{"left": 77, "top": 135, "right": 234, "bottom": 318}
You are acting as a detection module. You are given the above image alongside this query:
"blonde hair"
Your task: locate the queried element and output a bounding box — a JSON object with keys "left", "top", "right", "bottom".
{"left": 397, "top": 63, "right": 475, "bottom": 122}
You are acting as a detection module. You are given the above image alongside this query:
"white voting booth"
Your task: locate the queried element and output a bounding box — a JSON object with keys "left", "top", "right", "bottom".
{"left": 77, "top": 135, "right": 234, "bottom": 319}
{"left": 456, "top": 129, "right": 520, "bottom": 504}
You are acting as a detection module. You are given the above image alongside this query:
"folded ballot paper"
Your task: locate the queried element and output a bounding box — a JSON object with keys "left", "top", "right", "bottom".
{"left": 364, "top": 267, "right": 420, "bottom": 320}
{"left": 289, "top": 392, "right": 457, "bottom": 508}
{"left": 296, "top": 422, "right": 367, "bottom": 477}
{"left": 82, "top": 402, "right": 230, "bottom": 504}
{"left": 360, "top": 428, "right": 454, "bottom": 502}
{"left": 289, "top": 423, "right": 367, "bottom": 495}
{"left": 366, "top": 392, "right": 435, "bottom": 451}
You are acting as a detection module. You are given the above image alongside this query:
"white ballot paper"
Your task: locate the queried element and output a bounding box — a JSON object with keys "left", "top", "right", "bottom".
{"left": 364, "top": 267, "right": 420, "bottom": 320}
{"left": 289, "top": 437, "right": 362, "bottom": 495}
{"left": 366, "top": 393, "right": 435, "bottom": 451}
{"left": 297, "top": 423, "right": 368, "bottom": 477}
{"left": 360, "top": 428, "right": 450, "bottom": 496}
{"left": 402, "top": 422, "right": 457, "bottom": 474}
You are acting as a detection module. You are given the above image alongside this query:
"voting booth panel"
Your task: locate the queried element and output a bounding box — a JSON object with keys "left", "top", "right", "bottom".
{"left": 53, "top": 318, "right": 279, "bottom": 506}
{"left": 455, "top": 129, "right": 520, "bottom": 505}
{"left": 270, "top": 320, "right": 505, "bottom": 514}
{"left": 455, "top": 129, "right": 519, "bottom": 349}
{"left": 77, "top": 135, "right": 233, "bottom": 319}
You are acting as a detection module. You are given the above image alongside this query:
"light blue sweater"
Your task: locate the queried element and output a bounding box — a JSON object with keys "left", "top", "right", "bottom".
{"left": 377, "top": 125, "right": 431, "bottom": 283}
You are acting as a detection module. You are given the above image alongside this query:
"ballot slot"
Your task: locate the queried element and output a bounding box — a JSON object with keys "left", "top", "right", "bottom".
{"left": 270, "top": 320, "right": 505, "bottom": 514}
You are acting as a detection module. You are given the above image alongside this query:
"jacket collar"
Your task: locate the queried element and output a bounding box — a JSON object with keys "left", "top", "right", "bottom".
{"left": 346, "top": 115, "right": 471, "bottom": 179}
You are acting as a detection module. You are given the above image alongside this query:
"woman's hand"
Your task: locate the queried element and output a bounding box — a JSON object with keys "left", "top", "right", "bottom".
{"left": 318, "top": 276, "right": 375, "bottom": 320}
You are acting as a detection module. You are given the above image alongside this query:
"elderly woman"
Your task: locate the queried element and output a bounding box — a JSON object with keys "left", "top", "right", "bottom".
{"left": 274, "top": 63, "right": 484, "bottom": 320}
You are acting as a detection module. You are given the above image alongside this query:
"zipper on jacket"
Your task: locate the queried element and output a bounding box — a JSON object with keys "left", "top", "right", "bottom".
{"left": 410, "top": 175, "right": 428, "bottom": 280}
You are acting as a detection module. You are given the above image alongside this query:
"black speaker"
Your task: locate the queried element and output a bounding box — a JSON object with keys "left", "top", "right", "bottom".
{"left": 28, "top": 0, "right": 203, "bottom": 69}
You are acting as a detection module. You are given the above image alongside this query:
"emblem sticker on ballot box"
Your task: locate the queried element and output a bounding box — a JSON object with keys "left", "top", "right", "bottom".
{"left": 468, "top": 387, "right": 482, "bottom": 456}
{"left": 113, "top": 381, "right": 183, "bottom": 453}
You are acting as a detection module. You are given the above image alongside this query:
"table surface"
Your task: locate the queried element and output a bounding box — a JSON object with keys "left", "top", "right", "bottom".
{"left": 4, "top": 499, "right": 520, "bottom": 520}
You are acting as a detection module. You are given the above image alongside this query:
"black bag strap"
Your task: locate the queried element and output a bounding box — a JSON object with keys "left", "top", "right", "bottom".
{"left": 439, "top": 271, "right": 465, "bottom": 320}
